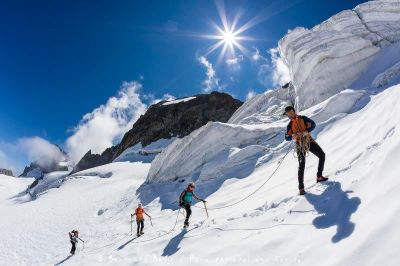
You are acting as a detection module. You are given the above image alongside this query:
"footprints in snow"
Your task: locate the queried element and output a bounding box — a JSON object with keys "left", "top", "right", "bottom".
{"left": 223, "top": 183, "right": 337, "bottom": 224}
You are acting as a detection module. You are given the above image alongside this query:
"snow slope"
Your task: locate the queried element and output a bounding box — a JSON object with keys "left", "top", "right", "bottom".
{"left": 1, "top": 83, "right": 399, "bottom": 265}
{"left": 162, "top": 97, "right": 196, "bottom": 106}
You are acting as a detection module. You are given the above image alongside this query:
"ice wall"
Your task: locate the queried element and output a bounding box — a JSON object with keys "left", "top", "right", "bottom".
{"left": 279, "top": 0, "right": 400, "bottom": 110}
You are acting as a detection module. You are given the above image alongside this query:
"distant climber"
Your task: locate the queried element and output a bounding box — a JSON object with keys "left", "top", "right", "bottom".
{"left": 284, "top": 106, "right": 328, "bottom": 195}
{"left": 179, "top": 182, "right": 206, "bottom": 228}
{"left": 68, "top": 230, "right": 84, "bottom": 255}
{"left": 131, "top": 203, "right": 151, "bottom": 237}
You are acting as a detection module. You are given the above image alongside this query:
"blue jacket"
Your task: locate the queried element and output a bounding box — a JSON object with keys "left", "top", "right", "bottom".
{"left": 285, "top": 115, "right": 316, "bottom": 141}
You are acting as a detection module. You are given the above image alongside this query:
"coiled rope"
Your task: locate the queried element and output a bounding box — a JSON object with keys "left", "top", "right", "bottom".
{"left": 293, "top": 133, "right": 311, "bottom": 158}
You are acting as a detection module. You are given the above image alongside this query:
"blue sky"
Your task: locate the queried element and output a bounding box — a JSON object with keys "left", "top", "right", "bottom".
{"left": 0, "top": 0, "right": 366, "bottom": 173}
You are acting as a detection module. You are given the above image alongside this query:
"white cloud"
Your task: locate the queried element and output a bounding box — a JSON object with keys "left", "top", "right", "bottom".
{"left": 143, "top": 93, "right": 176, "bottom": 105}
{"left": 17, "top": 137, "right": 66, "bottom": 172}
{"left": 226, "top": 57, "right": 239, "bottom": 65}
{"left": 246, "top": 90, "right": 257, "bottom": 100}
{"left": 151, "top": 93, "right": 176, "bottom": 105}
{"left": 197, "top": 56, "right": 222, "bottom": 92}
{"left": 254, "top": 47, "right": 291, "bottom": 87}
{"left": 0, "top": 136, "right": 68, "bottom": 175}
{"left": 257, "top": 64, "right": 273, "bottom": 87}
{"left": 269, "top": 48, "right": 291, "bottom": 86}
{"left": 251, "top": 47, "right": 267, "bottom": 62}
{"left": 226, "top": 55, "right": 244, "bottom": 71}
{"left": 66, "top": 81, "right": 147, "bottom": 162}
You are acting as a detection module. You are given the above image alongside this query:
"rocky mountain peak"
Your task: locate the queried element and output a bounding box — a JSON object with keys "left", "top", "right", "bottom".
{"left": 72, "top": 91, "right": 243, "bottom": 173}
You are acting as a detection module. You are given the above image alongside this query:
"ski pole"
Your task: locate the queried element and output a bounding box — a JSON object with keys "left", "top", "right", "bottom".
{"left": 203, "top": 201, "right": 209, "bottom": 218}
{"left": 149, "top": 217, "right": 153, "bottom": 227}
{"left": 130, "top": 214, "right": 133, "bottom": 234}
{"left": 78, "top": 238, "right": 85, "bottom": 250}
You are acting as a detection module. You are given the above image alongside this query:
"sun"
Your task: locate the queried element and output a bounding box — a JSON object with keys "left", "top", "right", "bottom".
{"left": 198, "top": 2, "right": 254, "bottom": 63}
{"left": 222, "top": 30, "right": 236, "bottom": 45}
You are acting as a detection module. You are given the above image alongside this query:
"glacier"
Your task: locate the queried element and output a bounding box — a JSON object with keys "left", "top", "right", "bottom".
{"left": 1, "top": 1, "right": 400, "bottom": 265}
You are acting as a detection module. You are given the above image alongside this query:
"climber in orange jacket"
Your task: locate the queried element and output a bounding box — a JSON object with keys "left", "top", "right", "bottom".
{"left": 284, "top": 106, "right": 328, "bottom": 195}
{"left": 131, "top": 203, "right": 151, "bottom": 237}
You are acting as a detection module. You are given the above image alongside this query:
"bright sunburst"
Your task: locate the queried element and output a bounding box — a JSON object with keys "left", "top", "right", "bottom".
{"left": 198, "top": 0, "right": 256, "bottom": 63}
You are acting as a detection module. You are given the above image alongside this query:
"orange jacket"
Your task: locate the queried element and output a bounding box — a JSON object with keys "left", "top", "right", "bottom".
{"left": 285, "top": 115, "right": 316, "bottom": 141}
{"left": 135, "top": 207, "right": 145, "bottom": 220}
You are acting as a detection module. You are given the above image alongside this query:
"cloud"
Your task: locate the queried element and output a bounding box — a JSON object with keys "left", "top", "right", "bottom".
{"left": 257, "top": 64, "right": 273, "bottom": 87}
{"left": 0, "top": 136, "right": 68, "bottom": 175}
{"left": 269, "top": 48, "right": 291, "bottom": 86}
{"left": 197, "top": 56, "right": 222, "bottom": 92}
{"left": 151, "top": 93, "right": 176, "bottom": 105}
{"left": 66, "top": 81, "right": 147, "bottom": 162}
{"left": 226, "top": 54, "right": 244, "bottom": 71}
{"left": 226, "top": 57, "right": 239, "bottom": 66}
{"left": 226, "top": 54, "right": 244, "bottom": 66}
{"left": 17, "top": 137, "right": 66, "bottom": 172}
{"left": 254, "top": 47, "right": 291, "bottom": 87}
{"left": 251, "top": 47, "right": 267, "bottom": 62}
{"left": 246, "top": 90, "right": 257, "bottom": 100}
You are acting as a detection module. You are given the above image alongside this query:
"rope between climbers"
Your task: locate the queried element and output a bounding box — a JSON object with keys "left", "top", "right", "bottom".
{"left": 193, "top": 142, "right": 293, "bottom": 210}
{"left": 132, "top": 207, "right": 182, "bottom": 243}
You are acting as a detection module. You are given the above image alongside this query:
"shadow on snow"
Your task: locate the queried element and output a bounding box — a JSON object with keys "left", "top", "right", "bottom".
{"left": 54, "top": 255, "right": 72, "bottom": 265}
{"left": 305, "top": 181, "right": 361, "bottom": 243}
{"left": 162, "top": 229, "right": 188, "bottom": 256}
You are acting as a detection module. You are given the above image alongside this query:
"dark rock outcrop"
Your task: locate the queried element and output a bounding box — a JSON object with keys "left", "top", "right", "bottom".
{"left": 72, "top": 91, "right": 243, "bottom": 173}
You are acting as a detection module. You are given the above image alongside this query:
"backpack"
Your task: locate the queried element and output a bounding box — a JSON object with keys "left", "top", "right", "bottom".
{"left": 181, "top": 190, "right": 193, "bottom": 204}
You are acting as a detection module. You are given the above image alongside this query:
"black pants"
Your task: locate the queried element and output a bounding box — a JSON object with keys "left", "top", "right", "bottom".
{"left": 183, "top": 203, "right": 192, "bottom": 223}
{"left": 70, "top": 241, "right": 76, "bottom": 254}
{"left": 137, "top": 220, "right": 144, "bottom": 234}
{"left": 297, "top": 140, "right": 325, "bottom": 189}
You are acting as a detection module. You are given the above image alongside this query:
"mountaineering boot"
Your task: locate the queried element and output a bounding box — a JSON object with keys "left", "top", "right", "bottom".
{"left": 140, "top": 231, "right": 144, "bottom": 235}
{"left": 299, "top": 188, "right": 306, "bottom": 195}
{"left": 137, "top": 232, "right": 140, "bottom": 237}
{"left": 184, "top": 221, "right": 189, "bottom": 228}
{"left": 317, "top": 176, "right": 328, "bottom": 183}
